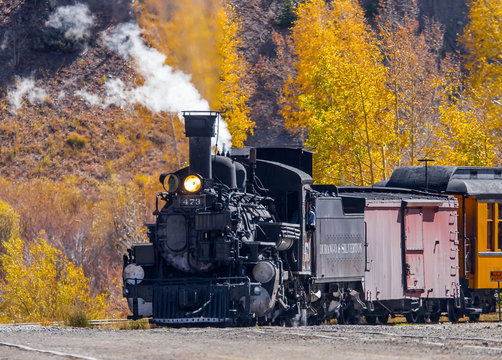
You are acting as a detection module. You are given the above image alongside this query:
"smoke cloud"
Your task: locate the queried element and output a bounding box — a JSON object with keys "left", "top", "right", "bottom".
{"left": 103, "top": 22, "right": 210, "bottom": 113}
{"left": 8, "top": 77, "right": 47, "bottom": 110}
{"left": 46, "top": 3, "right": 94, "bottom": 40}
{"left": 76, "top": 22, "right": 232, "bottom": 150}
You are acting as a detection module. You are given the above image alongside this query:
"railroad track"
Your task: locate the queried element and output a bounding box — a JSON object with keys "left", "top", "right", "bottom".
{"left": 0, "top": 319, "right": 129, "bottom": 327}
{"left": 252, "top": 325, "right": 502, "bottom": 353}
{"left": 0, "top": 341, "right": 99, "bottom": 360}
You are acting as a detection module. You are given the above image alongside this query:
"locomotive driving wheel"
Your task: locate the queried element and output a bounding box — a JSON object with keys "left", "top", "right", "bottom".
{"left": 429, "top": 311, "right": 441, "bottom": 323}
{"left": 468, "top": 313, "right": 480, "bottom": 322}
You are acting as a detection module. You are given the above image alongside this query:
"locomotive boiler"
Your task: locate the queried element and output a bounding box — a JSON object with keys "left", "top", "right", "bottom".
{"left": 122, "top": 111, "right": 366, "bottom": 326}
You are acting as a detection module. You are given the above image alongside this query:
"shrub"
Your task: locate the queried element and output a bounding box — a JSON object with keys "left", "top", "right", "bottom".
{"left": 118, "top": 319, "right": 151, "bottom": 330}
{"left": 66, "top": 132, "right": 88, "bottom": 149}
{"left": 0, "top": 201, "right": 20, "bottom": 244}
{"left": 65, "top": 310, "right": 90, "bottom": 328}
{"left": 0, "top": 236, "right": 107, "bottom": 323}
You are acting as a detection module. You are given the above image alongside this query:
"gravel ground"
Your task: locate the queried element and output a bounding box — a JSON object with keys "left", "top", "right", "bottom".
{"left": 0, "top": 322, "right": 501, "bottom": 359}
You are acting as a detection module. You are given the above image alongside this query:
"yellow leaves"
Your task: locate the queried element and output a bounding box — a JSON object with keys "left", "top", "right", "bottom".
{"left": 284, "top": 0, "right": 500, "bottom": 181}
{"left": 137, "top": 0, "right": 222, "bottom": 106}
{"left": 215, "top": 4, "right": 252, "bottom": 147}
{"left": 431, "top": 86, "right": 497, "bottom": 166}
{"left": 283, "top": 0, "right": 396, "bottom": 185}
{"left": 460, "top": 0, "right": 502, "bottom": 149}
{"left": 0, "top": 175, "right": 153, "bottom": 320}
{"left": 0, "top": 236, "right": 107, "bottom": 323}
{"left": 0, "top": 200, "right": 20, "bottom": 243}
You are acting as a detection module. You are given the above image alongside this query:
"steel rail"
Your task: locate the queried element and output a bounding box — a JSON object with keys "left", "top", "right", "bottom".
{"left": 0, "top": 341, "right": 99, "bottom": 360}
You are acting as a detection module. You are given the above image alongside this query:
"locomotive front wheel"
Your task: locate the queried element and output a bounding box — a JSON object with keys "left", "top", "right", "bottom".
{"left": 338, "top": 308, "right": 360, "bottom": 325}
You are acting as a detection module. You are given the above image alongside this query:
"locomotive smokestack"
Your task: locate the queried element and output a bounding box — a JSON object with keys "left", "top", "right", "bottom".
{"left": 183, "top": 111, "right": 218, "bottom": 179}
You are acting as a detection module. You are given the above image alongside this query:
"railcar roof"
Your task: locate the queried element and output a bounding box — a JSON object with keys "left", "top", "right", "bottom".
{"left": 337, "top": 186, "right": 451, "bottom": 201}
{"left": 256, "top": 159, "right": 313, "bottom": 185}
{"left": 385, "top": 166, "right": 502, "bottom": 195}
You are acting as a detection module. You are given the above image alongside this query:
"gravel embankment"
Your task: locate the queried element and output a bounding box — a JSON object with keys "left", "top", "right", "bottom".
{"left": 0, "top": 323, "right": 501, "bottom": 359}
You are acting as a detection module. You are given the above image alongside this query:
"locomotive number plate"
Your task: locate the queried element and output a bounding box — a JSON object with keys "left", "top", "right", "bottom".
{"left": 180, "top": 195, "right": 206, "bottom": 208}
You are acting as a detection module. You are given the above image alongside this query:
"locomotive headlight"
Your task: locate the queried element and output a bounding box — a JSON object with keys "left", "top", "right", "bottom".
{"left": 183, "top": 175, "right": 202, "bottom": 193}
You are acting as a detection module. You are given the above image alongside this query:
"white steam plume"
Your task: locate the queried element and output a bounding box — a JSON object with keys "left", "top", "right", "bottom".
{"left": 8, "top": 77, "right": 47, "bottom": 110}
{"left": 103, "top": 22, "right": 210, "bottom": 113}
{"left": 46, "top": 3, "right": 94, "bottom": 40}
{"left": 77, "top": 22, "right": 232, "bottom": 151}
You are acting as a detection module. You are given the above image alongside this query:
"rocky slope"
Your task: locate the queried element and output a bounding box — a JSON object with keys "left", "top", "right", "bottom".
{"left": 0, "top": 0, "right": 467, "bottom": 182}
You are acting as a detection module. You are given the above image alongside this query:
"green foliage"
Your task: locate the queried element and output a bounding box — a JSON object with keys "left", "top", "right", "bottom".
{"left": 276, "top": 0, "right": 297, "bottom": 28}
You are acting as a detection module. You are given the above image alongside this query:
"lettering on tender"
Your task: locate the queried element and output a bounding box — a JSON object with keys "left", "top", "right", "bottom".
{"left": 319, "top": 243, "right": 363, "bottom": 255}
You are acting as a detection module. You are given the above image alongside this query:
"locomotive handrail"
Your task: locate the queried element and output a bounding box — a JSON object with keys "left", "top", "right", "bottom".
{"left": 155, "top": 192, "right": 170, "bottom": 213}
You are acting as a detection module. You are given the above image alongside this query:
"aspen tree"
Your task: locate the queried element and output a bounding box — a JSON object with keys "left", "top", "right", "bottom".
{"left": 283, "top": 0, "right": 397, "bottom": 185}
{"left": 461, "top": 0, "right": 501, "bottom": 160}
{"left": 377, "top": 0, "right": 453, "bottom": 166}
{"left": 0, "top": 234, "right": 107, "bottom": 323}
{"left": 431, "top": 0, "right": 500, "bottom": 165}
{"left": 215, "top": 4, "right": 253, "bottom": 148}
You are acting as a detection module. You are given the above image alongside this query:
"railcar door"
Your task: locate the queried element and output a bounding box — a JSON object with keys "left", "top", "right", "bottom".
{"left": 404, "top": 207, "right": 425, "bottom": 291}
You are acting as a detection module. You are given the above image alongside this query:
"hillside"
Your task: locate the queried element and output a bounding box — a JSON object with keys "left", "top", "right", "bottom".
{"left": 0, "top": 0, "right": 190, "bottom": 184}
{"left": 0, "top": 0, "right": 470, "bottom": 182}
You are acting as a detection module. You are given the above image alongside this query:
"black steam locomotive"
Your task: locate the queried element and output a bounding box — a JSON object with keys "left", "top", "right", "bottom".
{"left": 122, "top": 111, "right": 367, "bottom": 326}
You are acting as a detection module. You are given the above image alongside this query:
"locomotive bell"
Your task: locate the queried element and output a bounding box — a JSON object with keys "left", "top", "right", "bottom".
{"left": 123, "top": 264, "right": 144, "bottom": 285}
{"left": 183, "top": 111, "right": 218, "bottom": 180}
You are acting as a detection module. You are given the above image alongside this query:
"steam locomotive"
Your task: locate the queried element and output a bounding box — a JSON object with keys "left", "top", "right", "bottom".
{"left": 122, "top": 111, "right": 493, "bottom": 326}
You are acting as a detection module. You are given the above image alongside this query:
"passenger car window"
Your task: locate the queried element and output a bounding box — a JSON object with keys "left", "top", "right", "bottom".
{"left": 487, "top": 203, "right": 494, "bottom": 251}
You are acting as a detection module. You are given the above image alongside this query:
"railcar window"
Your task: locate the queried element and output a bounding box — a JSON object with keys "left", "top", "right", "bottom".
{"left": 499, "top": 204, "right": 502, "bottom": 250}
{"left": 487, "top": 203, "right": 494, "bottom": 251}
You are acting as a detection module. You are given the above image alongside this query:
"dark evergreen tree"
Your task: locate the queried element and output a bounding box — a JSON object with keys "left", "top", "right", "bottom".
{"left": 276, "top": 0, "right": 297, "bottom": 28}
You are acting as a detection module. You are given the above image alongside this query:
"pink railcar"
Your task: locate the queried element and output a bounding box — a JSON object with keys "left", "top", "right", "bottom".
{"left": 338, "top": 189, "right": 461, "bottom": 323}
